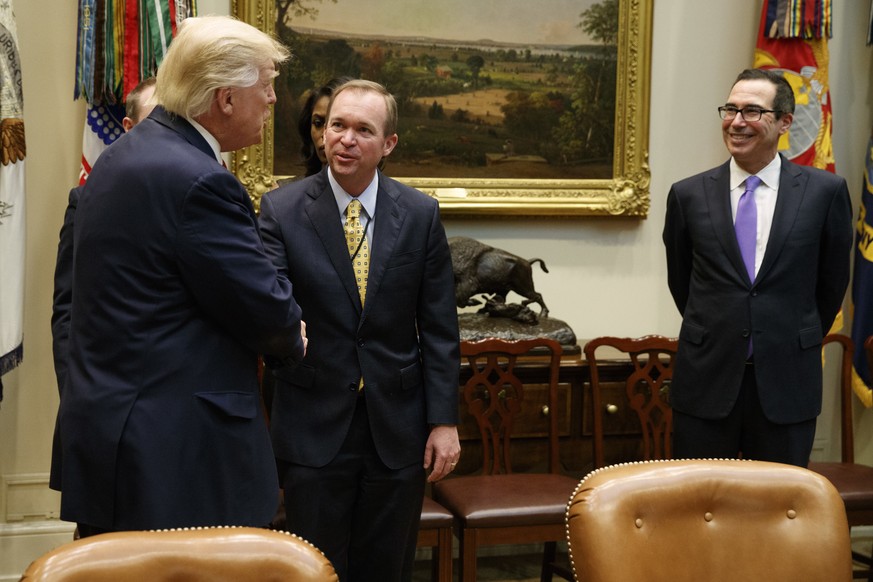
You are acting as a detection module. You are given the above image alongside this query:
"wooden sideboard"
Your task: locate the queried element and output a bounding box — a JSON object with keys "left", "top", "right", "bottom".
{"left": 455, "top": 344, "right": 649, "bottom": 479}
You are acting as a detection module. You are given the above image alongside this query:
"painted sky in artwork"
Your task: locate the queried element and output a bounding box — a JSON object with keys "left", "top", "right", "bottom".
{"left": 288, "top": 0, "right": 602, "bottom": 47}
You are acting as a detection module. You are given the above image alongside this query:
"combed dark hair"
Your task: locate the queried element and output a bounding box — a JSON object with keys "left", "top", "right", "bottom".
{"left": 733, "top": 68, "right": 795, "bottom": 118}
{"left": 297, "top": 76, "right": 354, "bottom": 176}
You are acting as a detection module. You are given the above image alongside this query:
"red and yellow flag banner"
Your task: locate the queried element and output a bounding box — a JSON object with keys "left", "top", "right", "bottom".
{"left": 754, "top": 0, "right": 834, "bottom": 173}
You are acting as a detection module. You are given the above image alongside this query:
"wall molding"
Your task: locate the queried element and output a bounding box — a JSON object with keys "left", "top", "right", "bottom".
{"left": 1, "top": 473, "right": 59, "bottom": 522}
{"left": 0, "top": 520, "right": 75, "bottom": 581}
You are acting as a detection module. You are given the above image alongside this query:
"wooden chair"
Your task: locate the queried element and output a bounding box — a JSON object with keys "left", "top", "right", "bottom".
{"left": 808, "top": 333, "right": 873, "bottom": 580}
{"left": 19, "top": 526, "right": 338, "bottom": 582}
{"left": 433, "top": 338, "right": 578, "bottom": 582}
{"left": 566, "top": 459, "right": 852, "bottom": 582}
{"left": 583, "top": 335, "right": 678, "bottom": 468}
{"left": 417, "top": 496, "right": 455, "bottom": 582}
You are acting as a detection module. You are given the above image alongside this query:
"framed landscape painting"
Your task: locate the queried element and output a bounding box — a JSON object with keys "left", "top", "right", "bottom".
{"left": 231, "top": 0, "right": 652, "bottom": 217}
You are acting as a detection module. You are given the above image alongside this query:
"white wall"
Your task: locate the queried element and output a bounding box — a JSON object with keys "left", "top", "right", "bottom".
{"left": 1, "top": 0, "right": 872, "bottom": 578}
{"left": 0, "top": 1, "right": 81, "bottom": 576}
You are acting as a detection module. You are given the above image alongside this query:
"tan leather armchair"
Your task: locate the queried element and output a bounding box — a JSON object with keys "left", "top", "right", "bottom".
{"left": 19, "top": 526, "right": 338, "bottom": 582}
{"left": 566, "top": 459, "right": 852, "bottom": 582}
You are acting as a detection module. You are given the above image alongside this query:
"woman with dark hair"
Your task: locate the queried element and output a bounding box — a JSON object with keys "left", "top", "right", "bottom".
{"left": 297, "top": 76, "right": 353, "bottom": 176}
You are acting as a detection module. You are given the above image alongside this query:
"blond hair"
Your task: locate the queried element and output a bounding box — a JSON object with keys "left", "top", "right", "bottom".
{"left": 155, "top": 15, "right": 290, "bottom": 118}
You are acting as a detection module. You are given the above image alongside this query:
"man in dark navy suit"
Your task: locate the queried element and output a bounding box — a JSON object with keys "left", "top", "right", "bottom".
{"left": 663, "top": 68, "right": 853, "bottom": 467}
{"left": 51, "top": 76, "right": 156, "bottom": 398}
{"left": 260, "top": 79, "right": 461, "bottom": 581}
{"left": 51, "top": 16, "right": 305, "bottom": 537}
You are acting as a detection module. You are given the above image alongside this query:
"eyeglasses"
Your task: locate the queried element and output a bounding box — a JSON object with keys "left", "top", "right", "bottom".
{"left": 717, "top": 105, "right": 778, "bottom": 122}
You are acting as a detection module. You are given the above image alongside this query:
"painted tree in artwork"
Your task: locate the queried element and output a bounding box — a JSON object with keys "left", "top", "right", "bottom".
{"left": 552, "top": 0, "right": 618, "bottom": 163}
{"left": 276, "top": 0, "right": 334, "bottom": 28}
{"left": 466, "top": 55, "right": 485, "bottom": 90}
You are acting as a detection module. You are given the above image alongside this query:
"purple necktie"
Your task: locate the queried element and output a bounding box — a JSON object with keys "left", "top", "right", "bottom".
{"left": 735, "top": 175, "right": 761, "bottom": 282}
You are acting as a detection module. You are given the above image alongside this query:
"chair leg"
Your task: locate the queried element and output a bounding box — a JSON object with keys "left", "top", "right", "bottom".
{"left": 458, "top": 528, "right": 478, "bottom": 582}
{"left": 540, "top": 541, "right": 556, "bottom": 582}
{"left": 541, "top": 541, "right": 573, "bottom": 582}
{"left": 868, "top": 541, "right": 873, "bottom": 582}
{"left": 432, "top": 526, "right": 453, "bottom": 582}
{"left": 430, "top": 546, "right": 439, "bottom": 582}
{"left": 851, "top": 540, "right": 873, "bottom": 580}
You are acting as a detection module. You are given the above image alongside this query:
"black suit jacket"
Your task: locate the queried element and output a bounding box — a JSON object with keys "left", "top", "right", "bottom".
{"left": 663, "top": 155, "right": 853, "bottom": 424}
{"left": 53, "top": 107, "right": 305, "bottom": 530}
{"left": 259, "top": 169, "right": 460, "bottom": 470}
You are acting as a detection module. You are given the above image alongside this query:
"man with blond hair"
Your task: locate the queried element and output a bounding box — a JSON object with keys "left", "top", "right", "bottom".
{"left": 52, "top": 15, "right": 306, "bottom": 536}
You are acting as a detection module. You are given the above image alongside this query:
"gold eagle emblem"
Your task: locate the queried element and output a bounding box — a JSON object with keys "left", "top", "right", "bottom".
{"left": 1, "top": 118, "right": 26, "bottom": 165}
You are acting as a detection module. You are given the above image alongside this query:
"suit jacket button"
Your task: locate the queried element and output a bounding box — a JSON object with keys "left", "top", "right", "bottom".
{"left": 348, "top": 383, "right": 358, "bottom": 392}
{"left": 742, "top": 329, "right": 750, "bottom": 338}
{"left": 357, "top": 339, "right": 365, "bottom": 347}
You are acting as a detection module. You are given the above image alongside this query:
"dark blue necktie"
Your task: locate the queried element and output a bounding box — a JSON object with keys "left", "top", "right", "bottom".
{"left": 735, "top": 175, "right": 761, "bottom": 282}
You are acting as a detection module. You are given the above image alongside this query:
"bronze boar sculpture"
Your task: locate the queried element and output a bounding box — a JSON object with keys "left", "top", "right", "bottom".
{"left": 448, "top": 236, "right": 549, "bottom": 324}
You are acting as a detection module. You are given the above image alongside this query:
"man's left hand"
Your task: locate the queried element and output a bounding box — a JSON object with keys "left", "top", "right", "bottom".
{"left": 424, "top": 425, "right": 460, "bottom": 483}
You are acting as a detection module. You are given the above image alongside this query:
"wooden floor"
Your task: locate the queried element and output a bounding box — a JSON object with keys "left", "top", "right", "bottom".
{"left": 412, "top": 540, "right": 873, "bottom": 580}
{"left": 412, "top": 545, "right": 571, "bottom": 582}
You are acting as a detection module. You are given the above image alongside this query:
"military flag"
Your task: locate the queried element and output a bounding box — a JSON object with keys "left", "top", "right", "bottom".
{"left": 76, "top": 0, "right": 196, "bottom": 182}
{"left": 754, "top": 0, "right": 835, "bottom": 173}
{"left": 0, "top": 1, "right": 26, "bottom": 402}
{"left": 851, "top": 135, "right": 873, "bottom": 407}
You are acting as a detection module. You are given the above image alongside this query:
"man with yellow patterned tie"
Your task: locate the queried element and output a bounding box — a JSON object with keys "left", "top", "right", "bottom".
{"left": 260, "top": 79, "right": 461, "bottom": 581}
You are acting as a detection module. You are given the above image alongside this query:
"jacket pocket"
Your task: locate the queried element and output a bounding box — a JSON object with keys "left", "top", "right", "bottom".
{"left": 194, "top": 391, "right": 258, "bottom": 419}
{"left": 679, "top": 321, "right": 706, "bottom": 345}
{"left": 386, "top": 248, "right": 423, "bottom": 270}
{"left": 798, "top": 325, "right": 823, "bottom": 349}
{"left": 400, "top": 361, "right": 423, "bottom": 391}
{"left": 272, "top": 362, "right": 316, "bottom": 389}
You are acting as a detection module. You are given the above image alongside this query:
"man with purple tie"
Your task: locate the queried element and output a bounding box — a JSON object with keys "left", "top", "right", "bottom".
{"left": 663, "top": 68, "right": 852, "bottom": 466}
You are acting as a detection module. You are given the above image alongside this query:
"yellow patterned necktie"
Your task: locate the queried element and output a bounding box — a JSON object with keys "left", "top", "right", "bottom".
{"left": 344, "top": 199, "right": 370, "bottom": 306}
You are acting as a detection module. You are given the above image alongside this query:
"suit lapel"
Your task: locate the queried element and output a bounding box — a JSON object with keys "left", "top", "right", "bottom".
{"left": 756, "top": 156, "right": 805, "bottom": 283}
{"left": 304, "top": 177, "right": 363, "bottom": 313}
{"left": 705, "top": 162, "right": 751, "bottom": 284}
{"left": 364, "top": 175, "right": 407, "bottom": 314}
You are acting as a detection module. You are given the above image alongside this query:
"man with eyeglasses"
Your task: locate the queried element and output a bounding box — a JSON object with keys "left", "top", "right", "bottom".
{"left": 663, "top": 68, "right": 852, "bottom": 467}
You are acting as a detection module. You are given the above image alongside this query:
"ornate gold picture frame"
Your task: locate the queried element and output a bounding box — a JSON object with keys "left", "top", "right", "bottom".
{"left": 231, "top": 0, "right": 651, "bottom": 217}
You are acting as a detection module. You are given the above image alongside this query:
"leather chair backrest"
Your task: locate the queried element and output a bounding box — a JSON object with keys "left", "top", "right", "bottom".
{"left": 566, "top": 459, "right": 852, "bottom": 582}
{"left": 19, "top": 526, "right": 338, "bottom": 582}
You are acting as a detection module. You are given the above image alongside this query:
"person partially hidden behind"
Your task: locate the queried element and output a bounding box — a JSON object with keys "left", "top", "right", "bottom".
{"left": 51, "top": 15, "right": 306, "bottom": 537}
{"left": 51, "top": 76, "right": 157, "bottom": 397}
{"left": 259, "top": 79, "right": 461, "bottom": 581}
{"left": 298, "top": 76, "right": 353, "bottom": 177}
{"left": 663, "top": 68, "right": 853, "bottom": 467}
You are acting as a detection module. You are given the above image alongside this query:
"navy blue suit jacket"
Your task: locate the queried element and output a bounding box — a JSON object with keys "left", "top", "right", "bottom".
{"left": 51, "top": 185, "right": 80, "bottom": 396}
{"left": 53, "top": 107, "right": 305, "bottom": 530}
{"left": 663, "top": 155, "right": 853, "bottom": 424}
{"left": 259, "top": 169, "right": 460, "bottom": 470}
